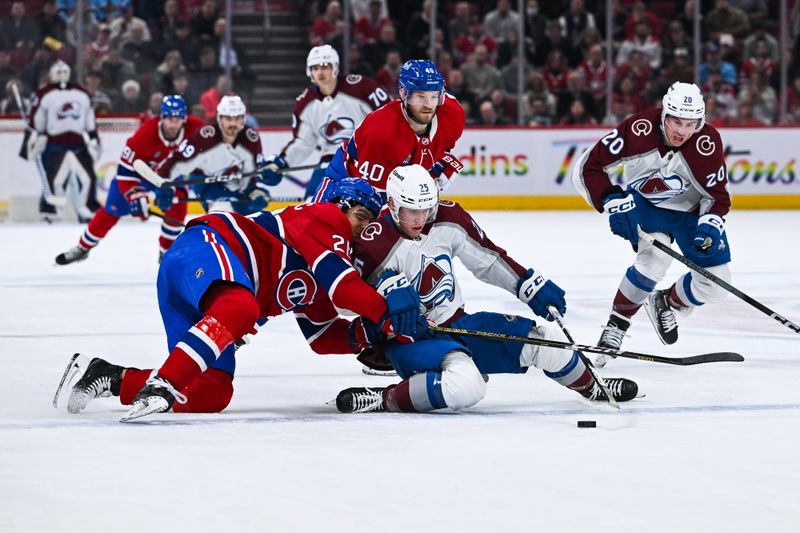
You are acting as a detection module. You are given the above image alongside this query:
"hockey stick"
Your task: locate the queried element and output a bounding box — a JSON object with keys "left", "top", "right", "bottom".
{"left": 149, "top": 209, "right": 186, "bottom": 227}
{"left": 548, "top": 306, "right": 618, "bottom": 409}
{"left": 133, "top": 159, "right": 320, "bottom": 189}
{"left": 637, "top": 228, "right": 800, "bottom": 335}
{"left": 12, "top": 83, "right": 68, "bottom": 207}
{"left": 431, "top": 325, "right": 744, "bottom": 366}
{"left": 177, "top": 194, "right": 306, "bottom": 204}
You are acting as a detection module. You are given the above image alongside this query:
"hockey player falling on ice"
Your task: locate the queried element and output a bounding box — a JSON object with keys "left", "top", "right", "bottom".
{"left": 335, "top": 165, "right": 638, "bottom": 413}
{"left": 315, "top": 59, "right": 466, "bottom": 198}
{"left": 261, "top": 44, "right": 390, "bottom": 198}
{"left": 572, "top": 82, "right": 731, "bottom": 366}
{"left": 19, "top": 60, "right": 102, "bottom": 223}
{"left": 55, "top": 95, "right": 205, "bottom": 265}
{"left": 56, "top": 178, "right": 429, "bottom": 421}
{"left": 152, "top": 95, "right": 278, "bottom": 216}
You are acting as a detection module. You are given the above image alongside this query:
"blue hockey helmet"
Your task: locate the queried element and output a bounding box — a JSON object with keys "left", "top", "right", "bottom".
{"left": 398, "top": 60, "right": 445, "bottom": 102}
{"left": 160, "top": 95, "right": 187, "bottom": 118}
{"left": 323, "top": 178, "right": 383, "bottom": 217}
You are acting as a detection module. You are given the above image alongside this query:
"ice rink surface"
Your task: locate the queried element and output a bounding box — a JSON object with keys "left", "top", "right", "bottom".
{"left": 1, "top": 210, "right": 799, "bottom": 533}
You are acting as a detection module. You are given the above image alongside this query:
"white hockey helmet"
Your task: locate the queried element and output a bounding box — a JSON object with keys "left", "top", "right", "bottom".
{"left": 661, "top": 82, "right": 705, "bottom": 132}
{"left": 385, "top": 164, "right": 439, "bottom": 226}
{"left": 306, "top": 44, "right": 340, "bottom": 78}
{"left": 49, "top": 60, "right": 71, "bottom": 84}
{"left": 217, "top": 95, "right": 246, "bottom": 117}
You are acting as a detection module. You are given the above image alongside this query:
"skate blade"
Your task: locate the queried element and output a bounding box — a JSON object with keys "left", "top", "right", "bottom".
{"left": 361, "top": 366, "right": 397, "bottom": 377}
{"left": 578, "top": 395, "right": 621, "bottom": 412}
{"left": 53, "top": 353, "right": 83, "bottom": 408}
{"left": 119, "top": 397, "right": 170, "bottom": 422}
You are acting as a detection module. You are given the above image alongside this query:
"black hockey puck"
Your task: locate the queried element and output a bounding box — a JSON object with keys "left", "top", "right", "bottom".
{"left": 577, "top": 420, "right": 597, "bottom": 428}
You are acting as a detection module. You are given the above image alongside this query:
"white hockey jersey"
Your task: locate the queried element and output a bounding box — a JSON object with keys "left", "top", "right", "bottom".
{"left": 353, "top": 201, "right": 530, "bottom": 325}
{"left": 29, "top": 83, "right": 96, "bottom": 145}
{"left": 281, "top": 74, "right": 389, "bottom": 166}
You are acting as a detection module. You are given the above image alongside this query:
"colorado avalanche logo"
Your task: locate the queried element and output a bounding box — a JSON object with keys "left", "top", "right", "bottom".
{"left": 696, "top": 135, "right": 715, "bottom": 156}
{"left": 319, "top": 115, "right": 355, "bottom": 145}
{"left": 360, "top": 221, "right": 382, "bottom": 241}
{"left": 631, "top": 119, "right": 652, "bottom": 136}
{"left": 630, "top": 170, "right": 686, "bottom": 204}
{"left": 412, "top": 254, "right": 455, "bottom": 310}
{"left": 345, "top": 74, "right": 363, "bottom": 84}
{"left": 246, "top": 128, "right": 259, "bottom": 142}
{"left": 200, "top": 125, "right": 216, "bottom": 139}
{"left": 276, "top": 270, "right": 317, "bottom": 310}
{"left": 56, "top": 100, "right": 81, "bottom": 119}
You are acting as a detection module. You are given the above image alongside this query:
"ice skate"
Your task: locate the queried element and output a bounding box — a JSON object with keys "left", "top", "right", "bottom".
{"left": 595, "top": 314, "right": 630, "bottom": 367}
{"left": 120, "top": 375, "right": 187, "bottom": 422}
{"left": 644, "top": 289, "right": 679, "bottom": 345}
{"left": 580, "top": 378, "right": 638, "bottom": 403}
{"left": 55, "top": 245, "right": 89, "bottom": 266}
{"left": 335, "top": 387, "right": 387, "bottom": 413}
{"left": 64, "top": 357, "right": 124, "bottom": 413}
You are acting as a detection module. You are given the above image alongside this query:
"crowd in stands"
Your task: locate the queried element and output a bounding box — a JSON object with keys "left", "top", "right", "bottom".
{"left": 0, "top": 0, "right": 255, "bottom": 125}
{"left": 308, "top": 0, "right": 800, "bottom": 127}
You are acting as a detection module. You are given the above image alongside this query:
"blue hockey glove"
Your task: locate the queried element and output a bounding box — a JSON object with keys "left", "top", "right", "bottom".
{"left": 124, "top": 186, "right": 150, "bottom": 220}
{"left": 233, "top": 181, "right": 270, "bottom": 214}
{"left": 516, "top": 268, "right": 566, "bottom": 321}
{"left": 348, "top": 317, "right": 388, "bottom": 351}
{"left": 154, "top": 187, "right": 175, "bottom": 211}
{"left": 260, "top": 155, "right": 288, "bottom": 186}
{"left": 374, "top": 270, "right": 425, "bottom": 339}
{"left": 603, "top": 190, "right": 640, "bottom": 251}
{"left": 693, "top": 214, "right": 725, "bottom": 256}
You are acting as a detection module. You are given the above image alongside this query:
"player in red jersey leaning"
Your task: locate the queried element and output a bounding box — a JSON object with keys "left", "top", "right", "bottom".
{"left": 314, "top": 59, "right": 466, "bottom": 198}
{"left": 572, "top": 82, "right": 731, "bottom": 366}
{"left": 260, "top": 44, "right": 390, "bottom": 198}
{"left": 54, "top": 95, "right": 205, "bottom": 265}
{"left": 55, "top": 178, "right": 429, "bottom": 421}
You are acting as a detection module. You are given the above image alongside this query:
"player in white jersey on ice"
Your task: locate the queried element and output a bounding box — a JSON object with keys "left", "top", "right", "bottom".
{"left": 261, "top": 44, "right": 390, "bottom": 198}
{"left": 152, "top": 95, "right": 277, "bottom": 215}
{"left": 335, "top": 165, "right": 638, "bottom": 413}
{"left": 572, "top": 82, "right": 732, "bottom": 366}
{"left": 19, "top": 60, "right": 102, "bottom": 222}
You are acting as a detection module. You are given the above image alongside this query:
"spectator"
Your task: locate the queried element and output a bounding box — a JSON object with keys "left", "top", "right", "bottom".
{"left": 476, "top": 100, "right": 510, "bottom": 125}
{"left": 350, "top": 0, "right": 388, "bottom": 20}
{"left": 559, "top": 0, "right": 595, "bottom": 48}
{"left": 138, "top": 90, "right": 164, "bottom": 121}
{"left": 556, "top": 69, "right": 595, "bottom": 119}
{"left": 661, "top": 47, "right": 695, "bottom": 85}
{"left": 624, "top": 2, "right": 661, "bottom": 41}
{"left": 0, "top": 52, "right": 17, "bottom": 91}
{"left": 92, "top": 0, "right": 128, "bottom": 23}
{"left": 374, "top": 48, "right": 402, "bottom": 97}
{"left": 614, "top": 76, "right": 646, "bottom": 114}
{"left": 136, "top": 0, "right": 164, "bottom": 36}
{"left": 705, "top": 0, "right": 750, "bottom": 40}
{"left": 405, "top": 0, "right": 449, "bottom": 59}
{"left": 617, "top": 49, "right": 653, "bottom": 94}
{"left": 483, "top": 0, "right": 521, "bottom": 42}
{"left": 533, "top": 20, "right": 574, "bottom": 68}
{"left": 199, "top": 74, "right": 232, "bottom": 120}
{"left": 355, "top": 0, "right": 391, "bottom": 45}
{"left": 675, "top": 0, "right": 697, "bottom": 37}
{"left": 241, "top": 94, "right": 259, "bottom": 128}
{"left": 190, "top": 46, "right": 222, "bottom": 96}
{"left": 454, "top": 16, "right": 497, "bottom": 66}
{"left": 602, "top": 95, "right": 632, "bottom": 126}
{"left": 661, "top": 20, "right": 693, "bottom": 69}
{"left": 560, "top": 99, "right": 596, "bottom": 125}
{"left": 85, "top": 70, "right": 112, "bottom": 113}
{"left": 699, "top": 42, "right": 738, "bottom": 86}
{"left": 725, "top": 99, "right": 765, "bottom": 126}
{"left": 121, "top": 24, "right": 161, "bottom": 74}
{"left": 348, "top": 42, "right": 374, "bottom": 76}
{"left": 311, "top": 0, "right": 342, "bottom": 46}
{"left": 363, "top": 23, "right": 406, "bottom": 72}
{"left": 164, "top": 20, "right": 199, "bottom": 70}
{"left": 86, "top": 24, "right": 113, "bottom": 72}
{"left": 190, "top": 103, "right": 205, "bottom": 119}
{"left": 784, "top": 74, "right": 800, "bottom": 123}
{"left": 110, "top": 4, "right": 152, "bottom": 46}
{"left": 192, "top": 0, "right": 220, "bottom": 44}
{"left": 718, "top": 33, "right": 741, "bottom": 70}
{"left": 541, "top": 49, "right": 569, "bottom": 95}
{"left": 170, "top": 70, "right": 192, "bottom": 104}
{"left": 115, "top": 79, "right": 146, "bottom": 113}
{"left": 448, "top": 2, "right": 472, "bottom": 44}
{"left": 527, "top": 96, "right": 553, "bottom": 126}
{"left": 1, "top": 2, "right": 40, "bottom": 53}
{"left": 159, "top": 0, "right": 181, "bottom": 41}
{"left": 496, "top": 27, "right": 534, "bottom": 69}
{"left": 21, "top": 46, "right": 54, "bottom": 93}
{"left": 154, "top": 50, "right": 186, "bottom": 95}
{"left": 66, "top": 3, "right": 100, "bottom": 49}
{"left": 523, "top": 0, "right": 548, "bottom": 48}
{"left": 488, "top": 88, "right": 517, "bottom": 123}
{"left": 740, "top": 39, "right": 778, "bottom": 87}
{"left": 596, "top": 0, "right": 626, "bottom": 43}
{"left": 498, "top": 54, "right": 532, "bottom": 94}
{"left": 742, "top": 21, "right": 778, "bottom": 63}
{"left": 578, "top": 43, "right": 609, "bottom": 114}
{"left": 460, "top": 44, "right": 500, "bottom": 102}
{"left": 212, "top": 18, "right": 253, "bottom": 90}
{"left": 573, "top": 25, "right": 602, "bottom": 66}
{"left": 100, "top": 49, "right": 136, "bottom": 99}
{"left": 525, "top": 71, "right": 557, "bottom": 117}
{"left": 703, "top": 66, "right": 738, "bottom": 119}
{"left": 616, "top": 21, "right": 662, "bottom": 70}
{"left": 35, "top": 1, "right": 67, "bottom": 46}
{"left": 737, "top": 71, "right": 776, "bottom": 124}
{"left": 729, "top": 0, "right": 768, "bottom": 27}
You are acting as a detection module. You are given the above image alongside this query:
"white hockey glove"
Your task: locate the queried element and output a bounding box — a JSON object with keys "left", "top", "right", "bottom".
{"left": 428, "top": 153, "right": 463, "bottom": 192}
{"left": 26, "top": 131, "right": 47, "bottom": 161}
{"left": 83, "top": 132, "right": 101, "bottom": 161}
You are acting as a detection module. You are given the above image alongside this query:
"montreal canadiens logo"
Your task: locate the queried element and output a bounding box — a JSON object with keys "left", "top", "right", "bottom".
{"left": 696, "top": 135, "right": 715, "bottom": 156}
{"left": 631, "top": 119, "right": 652, "bottom": 136}
{"left": 276, "top": 270, "right": 317, "bottom": 310}
{"left": 200, "top": 125, "right": 216, "bottom": 139}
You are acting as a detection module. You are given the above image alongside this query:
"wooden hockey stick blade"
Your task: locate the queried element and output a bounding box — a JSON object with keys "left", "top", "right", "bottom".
{"left": 133, "top": 159, "right": 166, "bottom": 188}
{"left": 431, "top": 325, "right": 744, "bottom": 366}
{"left": 637, "top": 227, "right": 800, "bottom": 335}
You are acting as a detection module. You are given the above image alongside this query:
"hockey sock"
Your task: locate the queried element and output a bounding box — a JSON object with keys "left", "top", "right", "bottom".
{"left": 159, "top": 190, "right": 188, "bottom": 252}
{"left": 172, "top": 369, "right": 234, "bottom": 413}
{"left": 159, "top": 284, "right": 259, "bottom": 390}
{"left": 120, "top": 368, "right": 155, "bottom": 405}
{"left": 544, "top": 351, "right": 594, "bottom": 394}
{"left": 79, "top": 208, "right": 119, "bottom": 250}
{"left": 383, "top": 372, "right": 448, "bottom": 412}
{"left": 612, "top": 266, "right": 658, "bottom": 318}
